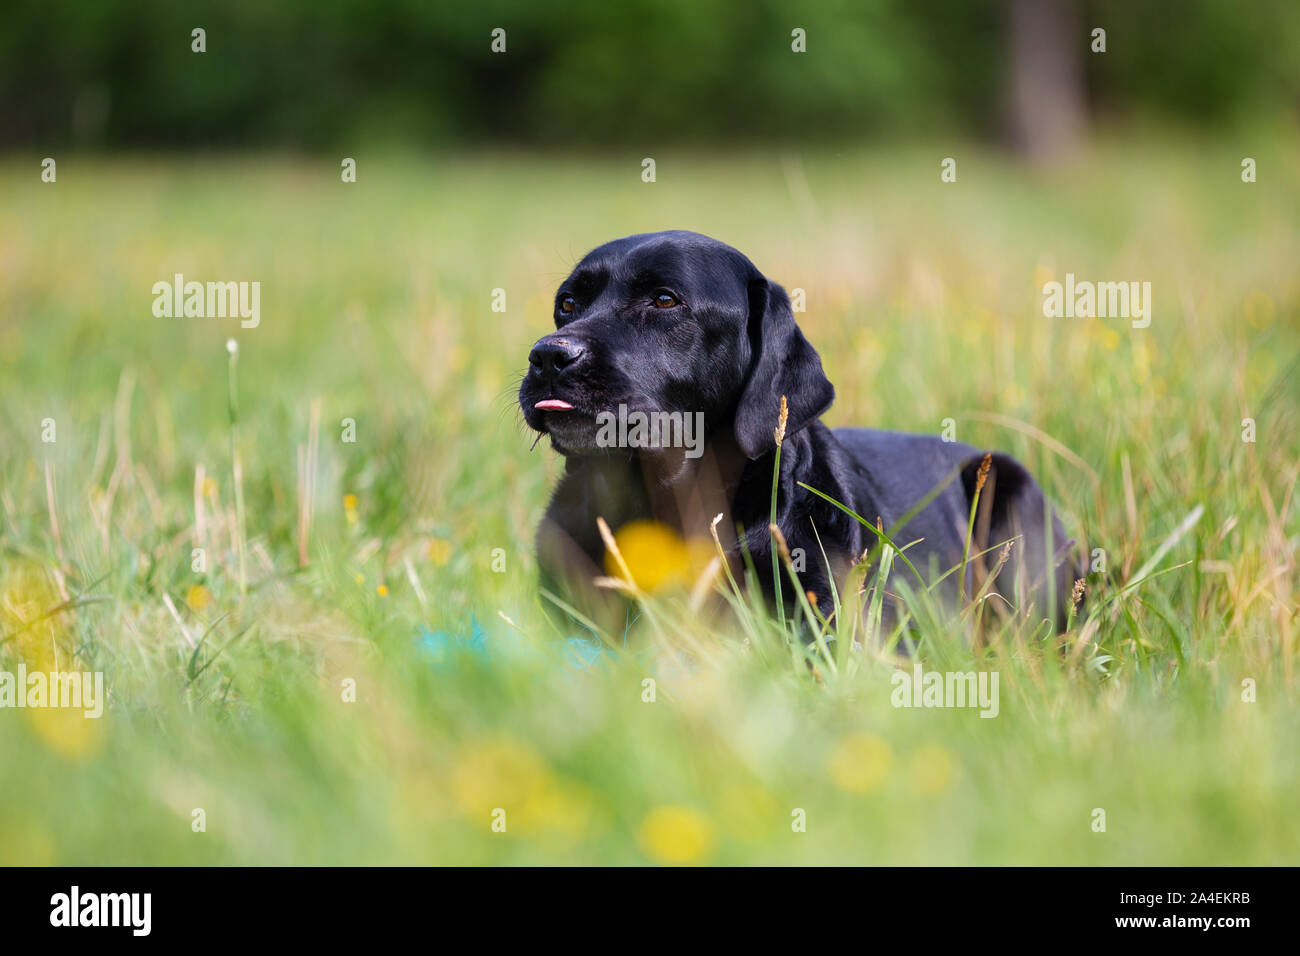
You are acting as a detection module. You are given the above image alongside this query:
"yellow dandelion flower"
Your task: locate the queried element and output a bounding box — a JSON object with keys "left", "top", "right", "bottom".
{"left": 343, "top": 493, "right": 358, "bottom": 511}
{"left": 428, "top": 537, "right": 453, "bottom": 566}
{"left": 452, "top": 739, "right": 549, "bottom": 822}
{"left": 828, "top": 733, "right": 893, "bottom": 793}
{"left": 638, "top": 805, "right": 716, "bottom": 865}
{"left": 26, "top": 704, "right": 105, "bottom": 760}
{"left": 517, "top": 779, "right": 608, "bottom": 840}
{"left": 684, "top": 537, "right": 718, "bottom": 579}
{"left": 1, "top": 562, "right": 64, "bottom": 670}
{"left": 608, "top": 520, "right": 691, "bottom": 592}
{"left": 376, "top": 584, "right": 388, "bottom": 597}
{"left": 185, "top": 584, "right": 212, "bottom": 612}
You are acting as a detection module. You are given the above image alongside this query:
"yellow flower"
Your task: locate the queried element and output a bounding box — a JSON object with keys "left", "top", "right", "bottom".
{"left": 827, "top": 733, "right": 892, "bottom": 793}
{"left": 376, "top": 584, "right": 388, "bottom": 597}
{"left": 1, "top": 561, "right": 63, "bottom": 670}
{"left": 638, "top": 805, "right": 716, "bottom": 864}
{"left": 452, "top": 739, "right": 549, "bottom": 819}
{"left": 607, "top": 520, "right": 694, "bottom": 592}
{"left": 909, "top": 744, "right": 956, "bottom": 796}
{"left": 428, "top": 537, "right": 453, "bottom": 566}
{"left": 343, "top": 493, "right": 358, "bottom": 511}
{"left": 1, "top": 563, "right": 105, "bottom": 759}
{"left": 26, "top": 704, "right": 105, "bottom": 760}
{"left": 201, "top": 477, "right": 217, "bottom": 498}
{"left": 186, "top": 584, "right": 212, "bottom": 612}
{"left": 448, "top": 738, "right": 604, "bottom": 839}
{"left": 521, "top": 779, "right": 607, "bottom": 841}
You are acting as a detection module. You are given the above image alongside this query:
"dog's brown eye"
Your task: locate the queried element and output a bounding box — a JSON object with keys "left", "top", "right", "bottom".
{"left": 559, "top": 296, "right": 576, "bottom": 314}
{"left": 653, "top": 292, "right": 679, "bottom": 309}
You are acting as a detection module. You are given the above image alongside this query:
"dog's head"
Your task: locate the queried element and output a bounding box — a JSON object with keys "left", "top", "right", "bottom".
{"left": 519, "top": 230, "right": 833, "bottom": 459}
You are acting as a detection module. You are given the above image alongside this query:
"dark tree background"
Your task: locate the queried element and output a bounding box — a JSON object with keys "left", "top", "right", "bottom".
{"left": 2, "top": 0, "right": 1296, "bottom": 150}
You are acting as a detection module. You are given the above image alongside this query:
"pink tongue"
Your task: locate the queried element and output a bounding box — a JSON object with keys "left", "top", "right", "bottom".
{"left": 535, "top": 399, "right": 574, "bottom": 411}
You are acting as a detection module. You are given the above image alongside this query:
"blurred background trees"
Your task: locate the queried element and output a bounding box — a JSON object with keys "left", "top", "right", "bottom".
{"left": 2, "top": 0, "right": 1297, "bottom": 151}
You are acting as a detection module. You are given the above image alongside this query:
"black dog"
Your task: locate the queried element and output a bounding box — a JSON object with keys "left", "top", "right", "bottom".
{"left": 519, "top": 231, "right": 1076, "bottom": 636}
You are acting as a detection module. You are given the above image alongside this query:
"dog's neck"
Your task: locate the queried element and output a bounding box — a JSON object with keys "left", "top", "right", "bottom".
{"left": 541, "top": 421, "right": 868, "bottom": 628}
{"left": 557, "top": 423, "right": 825, "bottom": 551}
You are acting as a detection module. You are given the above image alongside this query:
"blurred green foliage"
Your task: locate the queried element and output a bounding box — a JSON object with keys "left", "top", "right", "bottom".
{"left": 3, "top": 0, "right": 1298, "bottom": 149}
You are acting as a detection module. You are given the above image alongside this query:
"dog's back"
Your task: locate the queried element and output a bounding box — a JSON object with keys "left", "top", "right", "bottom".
{"left": 835, "top": 427, "right": 1077, "bottom": 630}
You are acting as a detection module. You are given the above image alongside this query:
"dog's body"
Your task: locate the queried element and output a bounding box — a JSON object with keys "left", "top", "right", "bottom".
{"left": 520, "top": 231, "right": 1075, "bottom": 634}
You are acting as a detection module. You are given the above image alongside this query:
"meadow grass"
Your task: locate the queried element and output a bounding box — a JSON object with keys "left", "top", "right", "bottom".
{"left": 0, "top": 135, "right": 1297, "bottom": 864}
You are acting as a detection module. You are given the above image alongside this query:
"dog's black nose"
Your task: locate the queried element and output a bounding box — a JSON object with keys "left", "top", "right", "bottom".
{"left": 528, "top": 338, "right": 586, "bottom": 381}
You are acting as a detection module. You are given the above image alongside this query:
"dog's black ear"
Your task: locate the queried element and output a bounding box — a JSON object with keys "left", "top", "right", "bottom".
{"left": 734, "top": 278, "right": 835, "bottom": 459}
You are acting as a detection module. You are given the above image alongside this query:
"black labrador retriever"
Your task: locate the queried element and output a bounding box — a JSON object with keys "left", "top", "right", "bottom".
{"left": 519, "top": 230, "right": 1076, "bottom": 636}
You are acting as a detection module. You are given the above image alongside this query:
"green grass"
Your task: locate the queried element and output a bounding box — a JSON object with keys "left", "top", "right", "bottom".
{"left": 1, "top": 136, "right": 1298, "bottom": 864}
